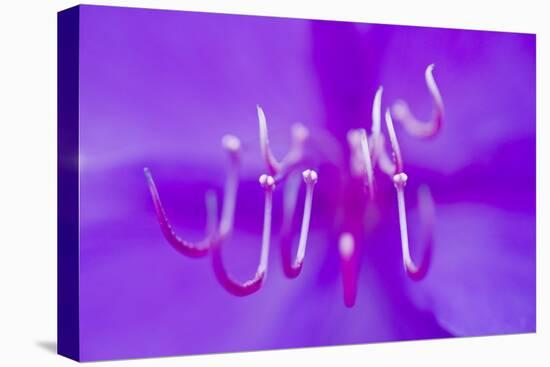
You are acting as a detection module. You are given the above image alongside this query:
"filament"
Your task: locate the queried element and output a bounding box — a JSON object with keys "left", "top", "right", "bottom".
{"left": 368, "top": 86, "right": 396, "bottom": 177}
{"left": 391, "top": 64, "right": 444, "bottom": 138}
{"left": 257, "top": 105, "right": 282, "bottom": 175}
{"left": 386, "top": 107, "right": 434, "bottom": 281}
{"left": 144, "top": 134, "right": 241, "bottom": 258}
{"left": 373, "top": 134, "right": 397, "bottom": 177}
{"left": 211, "top": 174, "right": 275, "bottom": 296}
{"left": 257, "top": 105, "right": 309, "bottom": 177}
{"left": 219, "top": 135, "right": 241, "bottom": 238}
{"left": 384, "top": 108, "right": 403, "bottom": 174}
{"left": 144, "top": 167, "right": 213, "bottom": 258}
{"left": 280, "top": 169, "right": 318, "bottom": 278}
{"left": 347, "top": 129, "right": 364, "bottom": 177}
{"left": 371, "top": 86, "right": 383, "bottom": 138}
{"left": 359, "top": 129, "right": 374, "bottom": 198}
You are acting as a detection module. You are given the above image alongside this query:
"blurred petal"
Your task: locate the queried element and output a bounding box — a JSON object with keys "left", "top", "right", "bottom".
{"left": 407, "top": 202, "right": 535, "bottom": 335}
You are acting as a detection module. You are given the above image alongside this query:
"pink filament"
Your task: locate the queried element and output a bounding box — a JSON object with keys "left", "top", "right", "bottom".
{"left": 211, "top": 175, "right": 275, "bottom": 296}
{"left": 144, "top": 168, "right": 213, "bottom": 258}
{"left": 391, "top": 64, "right": 444, "bottom": 138}
{"left": 280, "top": 170, "right": 318, "bottom": 278}
{"left": 386, "top": 104, "right": 434, "bottom": 280}
{"left": 393, "top": 181, "right": 434, "bottom": 280}
{"left": 257, "top": 105, "right": 309, "bottom": 178}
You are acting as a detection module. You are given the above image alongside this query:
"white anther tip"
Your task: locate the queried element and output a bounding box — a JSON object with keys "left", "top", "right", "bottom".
{"left": 347, "top": 129, "right": 361, "bottom": 146}
{"left": 339, "top": 233, "right": 355, "bottom": 259}
{"left": 302, "top": 169, "right": 318, "bottom": 185}
{"left": 257, "top": 105, "right": 265, "bottom": 118}
{"left": 259, "top": 174, "right": 275, "bottom": 189}
{"left": 392, "top": 100, "right": 408, "bottom": 116}
{"left": 393, "top": 172, "right": 408, "bottom": 186}
{"left": 292, "top": 123, "right": 310, "bottom": 142}
{"left": 222, "top": 134, "right": 241, "bottom": 152}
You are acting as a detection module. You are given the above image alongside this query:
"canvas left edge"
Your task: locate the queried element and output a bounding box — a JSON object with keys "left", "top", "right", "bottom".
{"left": 57, "top": 5, "right": 81, "bottom": 362}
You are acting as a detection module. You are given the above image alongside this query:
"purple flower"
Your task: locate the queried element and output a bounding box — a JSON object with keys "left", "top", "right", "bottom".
{"left": 77, "top": 5, "right": 535, "bottom": 361}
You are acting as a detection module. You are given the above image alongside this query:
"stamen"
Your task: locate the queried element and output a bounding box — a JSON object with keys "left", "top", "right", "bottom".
{"left": 391, "top": 64, "right": 444, "bottom": 138}
{"left": 384, "top": 107, "right": 433, "bottom": 280}
{"left": 358, "top": 129, "right": 374, "bottom": 199}
{"left": 211, "top": 174, "right": 275, "bottom": 296}
{"left": 143, "top": 135, "right": 241, "bottom": 258}
{"left": 257, "top": 105, "right": 309, "bottom": 177}
{"left": 144, "top": 167, "right": 214, "bottom": 258}
{"left": 392, "top": 172, "right": 433, "bottom": 280}
{"left": 280, "top": 169, "right": 319, "bottom": 278}
{"left": 339, "top": 232, "right": 358, "bottom": 308}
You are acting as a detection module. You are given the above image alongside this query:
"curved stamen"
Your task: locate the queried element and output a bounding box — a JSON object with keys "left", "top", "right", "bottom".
{"left": 358, "top": 129, "right": 374, "bottom": 199}
{"left": 211, "top": 174, "right": 275, "bottom": 296}
{"left": 391, "top": 64, "right": 444, "bottom": 138}
{"left": 144, "top": 167, "right": 215, "bottom": 258}
{"left": 385, "top": 111, "right": 433, "bottom": 280}
{"left": 280, "top": 169, "right": 319, "bottom": 278}
{"left": 144, "top": 134, "right": 241, "bottom": 258}
{"left": 257, "top": 105, "right": 309, "bottom": 177}
{"left": 339, "top": 232, "right": 358, "bottom": 308}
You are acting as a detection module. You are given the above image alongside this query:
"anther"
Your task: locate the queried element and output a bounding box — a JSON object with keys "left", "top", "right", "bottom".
{"left": 259, "top": 174, "right": 276, "bottom": 190}
{"left": 393, "top": 172, "right": 408, "bottom": 188}
{"left": 302, "top": 169, "right": 318, "bottom": 185}
{"left": 221, "top": 134, "right": 241, "bottom": 153}
{"left": 391, "top": 64, "right": 444, "bottom": 138}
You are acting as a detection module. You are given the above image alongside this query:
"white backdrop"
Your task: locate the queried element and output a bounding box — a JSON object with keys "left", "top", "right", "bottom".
{"left": 0, "top": 0, "right": 547, "bottom": 365}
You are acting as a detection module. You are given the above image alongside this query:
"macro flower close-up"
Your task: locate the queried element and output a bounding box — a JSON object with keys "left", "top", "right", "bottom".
{"left": 75, "top": 5, "right": 535, "bottom": 361}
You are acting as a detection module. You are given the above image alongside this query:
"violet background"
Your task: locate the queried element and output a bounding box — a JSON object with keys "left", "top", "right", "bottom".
{"left": 77, "top": 5, "right": 535, "bottom": 361}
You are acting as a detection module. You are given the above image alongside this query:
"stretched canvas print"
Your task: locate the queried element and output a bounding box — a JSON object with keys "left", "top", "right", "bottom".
{"left": 57, "top": 4, "right": 536, "bottom": 362}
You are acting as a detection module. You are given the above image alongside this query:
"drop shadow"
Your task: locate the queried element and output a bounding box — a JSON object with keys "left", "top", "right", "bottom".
{"left": 36, "top": 340, "right": 57, "bottom": 354}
